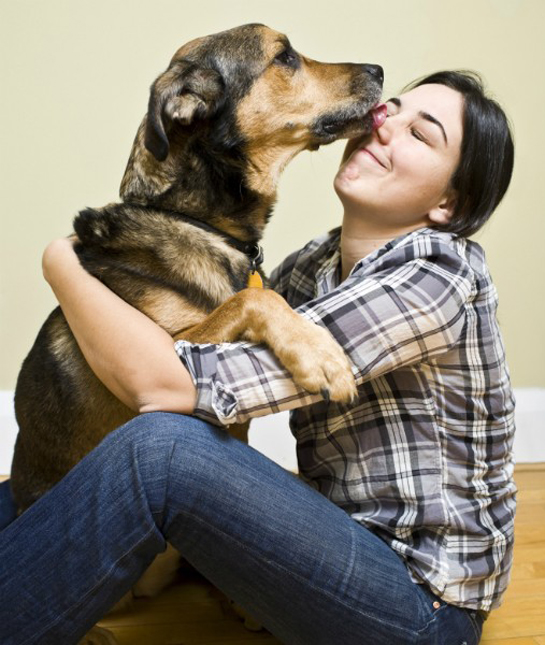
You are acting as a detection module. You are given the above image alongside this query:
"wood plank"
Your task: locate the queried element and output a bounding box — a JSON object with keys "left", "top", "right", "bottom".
{"left": 103, "top": 622, "right": 280, "bottom": 645}
{"left": 481, "top": 638, "right": 541, "bottom": 645}
{"left": 514, "top": 463, "right": 545, "bottom": 473}
{"left": 483, "top": 595, "right": 545, "bottom": 639}
{"left": 98, "top": 569, "right": 281, "bottom": 643}
{"left": 514, "top": 470, "right": 545, "bottom": 490}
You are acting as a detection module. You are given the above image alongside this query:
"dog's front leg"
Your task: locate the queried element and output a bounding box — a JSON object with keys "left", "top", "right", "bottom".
{"left": 175, "top": 288, "right": 356, "bottom": 403}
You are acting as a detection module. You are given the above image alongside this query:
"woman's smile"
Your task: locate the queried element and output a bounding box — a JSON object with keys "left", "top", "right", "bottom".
{"left": 356, "top": 145, "right": 389, "bottom": 169}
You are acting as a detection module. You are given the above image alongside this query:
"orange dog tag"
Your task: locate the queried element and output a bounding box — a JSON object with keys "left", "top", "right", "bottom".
{"left": 246, "top": 244, "right": 264, "bottom": 288}
{"left": 247, "top": 271, "right": 263, "bottom": 288}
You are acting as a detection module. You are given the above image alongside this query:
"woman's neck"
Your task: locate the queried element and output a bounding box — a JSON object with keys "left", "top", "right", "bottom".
{"left": 340, "top": 210, "right": 424, "bottom": 281}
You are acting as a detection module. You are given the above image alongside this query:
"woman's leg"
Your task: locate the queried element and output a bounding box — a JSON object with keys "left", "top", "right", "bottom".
{"left": 0, "top": 413, "right": 482, "bottom": 645}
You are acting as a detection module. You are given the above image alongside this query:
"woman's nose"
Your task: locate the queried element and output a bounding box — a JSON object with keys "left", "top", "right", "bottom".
{"left": 374, "top": 116, "right": 392, "bottom": 143}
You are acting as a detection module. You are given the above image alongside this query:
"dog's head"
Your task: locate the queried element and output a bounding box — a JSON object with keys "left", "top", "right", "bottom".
{"left": 120, "top": 24, "right": 383, "bottom": 225}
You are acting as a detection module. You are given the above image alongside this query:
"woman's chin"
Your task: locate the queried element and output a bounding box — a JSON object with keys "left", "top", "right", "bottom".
{"left": 334, "top": 163, "right": 360, "bottom": 191}
{"left": 333, "top": 164, "right": 367, "bottom": 206}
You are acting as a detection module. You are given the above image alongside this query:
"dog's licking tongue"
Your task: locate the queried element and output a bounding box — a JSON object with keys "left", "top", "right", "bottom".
{"left": 371, "top": 104, "right": 388, "bottom": 129}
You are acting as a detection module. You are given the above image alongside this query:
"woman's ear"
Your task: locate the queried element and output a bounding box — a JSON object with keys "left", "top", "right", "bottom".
{"left": 428, "top": 190, "right": 457, "bottom": 226}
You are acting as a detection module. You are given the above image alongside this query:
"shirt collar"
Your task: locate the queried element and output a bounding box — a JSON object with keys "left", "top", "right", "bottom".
{"left": 316, "top": 227, "right": 440, "bottom": 295}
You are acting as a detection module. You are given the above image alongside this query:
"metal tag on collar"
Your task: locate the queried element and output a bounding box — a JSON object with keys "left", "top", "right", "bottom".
{"left": 247, "top": 243, "right": 264, "bottom": 273}
{"left": 247, "top": 243, "right": 264, "bottom": 289}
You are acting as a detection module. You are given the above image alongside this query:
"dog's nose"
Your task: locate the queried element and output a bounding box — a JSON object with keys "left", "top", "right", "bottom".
{"left": 363, "top": 64, "right": 384, "bottom": 84}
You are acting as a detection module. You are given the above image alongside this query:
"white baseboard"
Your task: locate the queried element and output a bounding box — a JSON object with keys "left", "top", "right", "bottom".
{"left": 0, "top": 391, "right": 19, "bottom": 475}
{"left": 1, "top": 388, "right": 544, "bottom": 475}
{"left": 510, "top": 388, "right": 545, "bottom": 463}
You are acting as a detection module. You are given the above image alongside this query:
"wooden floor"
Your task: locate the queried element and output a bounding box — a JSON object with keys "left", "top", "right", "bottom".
{"left": 479, "top": 464, "right": 545, "bottom": 645}
{"left": 96, "top": 464, "right": 545, "bottom": 644}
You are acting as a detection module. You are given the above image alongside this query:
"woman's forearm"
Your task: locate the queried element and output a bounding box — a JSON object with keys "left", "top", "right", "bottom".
{"left": 42, "top": 238, "right": 197, "bottom": 414}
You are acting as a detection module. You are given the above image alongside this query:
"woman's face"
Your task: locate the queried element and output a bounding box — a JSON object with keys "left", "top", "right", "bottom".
{"left": 334, "top": 83, "right": 464, "bottom": 232}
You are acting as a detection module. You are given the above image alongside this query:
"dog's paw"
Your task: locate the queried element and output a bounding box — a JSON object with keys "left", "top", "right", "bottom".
{"left": 78, "top": 625, "right": 118, "bottom": 645}
{"left": 276, "top": 320, "right": 357, "bottom": 404}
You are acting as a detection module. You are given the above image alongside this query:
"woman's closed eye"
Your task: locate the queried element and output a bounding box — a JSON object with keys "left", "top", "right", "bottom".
{"left": 410, "top": 127, "right": 428, "bottom": 143}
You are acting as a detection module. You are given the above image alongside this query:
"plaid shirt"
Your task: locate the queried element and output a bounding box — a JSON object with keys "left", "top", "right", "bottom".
{"left": 175, "top": 227, "right": 517, "bottom": 612}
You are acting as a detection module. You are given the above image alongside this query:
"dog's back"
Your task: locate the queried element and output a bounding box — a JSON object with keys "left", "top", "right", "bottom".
{"left": 12, "top": 204, "right": 252, "bottom": 508}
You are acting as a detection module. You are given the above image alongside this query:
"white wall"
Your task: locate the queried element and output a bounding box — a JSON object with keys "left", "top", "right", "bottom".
{"left": 0, "top": 392, "right": 19, "bottom": 475}
{"left": 1, "top": 389, "right": 543, "bottom": 475}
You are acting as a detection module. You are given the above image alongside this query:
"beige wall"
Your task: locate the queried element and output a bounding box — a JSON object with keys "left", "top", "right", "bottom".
{"left": 1, "top": 0, "right": 544, "bottom": 390}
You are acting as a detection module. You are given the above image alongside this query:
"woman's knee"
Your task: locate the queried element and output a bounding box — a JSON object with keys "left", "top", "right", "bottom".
{"left": 96, "top": 414, "right": 219, "bottom": 514}
{"left": 109, "top": 412, "right": 215, "bottom": 455}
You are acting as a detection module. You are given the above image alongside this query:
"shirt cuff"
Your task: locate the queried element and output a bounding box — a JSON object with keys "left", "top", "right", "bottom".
{"left": 174, "top": 338, "right": 321, "bottom": 426}
{"left": 175, "top": 340, "right": 239, "bottom": 426}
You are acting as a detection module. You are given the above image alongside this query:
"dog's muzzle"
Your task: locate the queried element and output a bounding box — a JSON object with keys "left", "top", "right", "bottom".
{"left": 309, "top": 63, "right": 384, "bottom": 142}
{"left": 363, "top": 64, "right": 384, "bottom": 84}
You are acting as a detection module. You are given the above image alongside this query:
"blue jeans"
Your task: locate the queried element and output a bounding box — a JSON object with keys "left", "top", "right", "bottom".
{"left": 0, "top": 413, "right": 483, "bottom": 644}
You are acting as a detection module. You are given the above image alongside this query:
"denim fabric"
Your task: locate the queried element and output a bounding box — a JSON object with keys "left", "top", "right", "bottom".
{"left": 0, "top": 413, "right": 483, "bottom": 644}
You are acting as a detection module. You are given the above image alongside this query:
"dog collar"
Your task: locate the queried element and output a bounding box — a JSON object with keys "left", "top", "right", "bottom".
{"left": 179, "top": 215, "right": 264, "bottom": 279}
{"left": 180, "top": 220, "right": 264, "bottom": 288}
{"left": 131, "top": 205, "right": 265, "bottom": 287}
{"left": 183, "top": 221, "right": 264, "bottom": 288}
{"left": 178, "top": 215, "right": 265, "bottom": 288}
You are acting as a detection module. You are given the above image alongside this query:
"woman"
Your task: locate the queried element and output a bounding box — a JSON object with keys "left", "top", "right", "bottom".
{"left": 0, "top": 71, "right": 515, "bottom": 644}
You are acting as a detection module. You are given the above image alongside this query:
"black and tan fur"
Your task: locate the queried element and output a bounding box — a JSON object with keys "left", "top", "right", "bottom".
{"left": 12, "top": 24, "right": 382, "bottom": 514}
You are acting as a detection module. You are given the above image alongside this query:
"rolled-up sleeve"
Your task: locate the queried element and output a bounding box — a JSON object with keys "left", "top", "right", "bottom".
{"left": 175, "top": 246, "right": 474, "bottom": 426}
{"left": 175, "top": 340, "right": 320, "bottom": 426}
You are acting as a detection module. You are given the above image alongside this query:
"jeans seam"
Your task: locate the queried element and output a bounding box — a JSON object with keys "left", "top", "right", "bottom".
{"left": 22, "top": 524, "right": 160, "bottom": 645}
{"left": 466, "top": 610, "right": 482, "bottom": 641}
{"left": 154, "top": 438, "right": 178, "bottom": 532}
{"left": 175, "top": 509, "right": 422, "bottom": 641}
{"left": 415, "top": 602, "right": 447, "bottom": 637}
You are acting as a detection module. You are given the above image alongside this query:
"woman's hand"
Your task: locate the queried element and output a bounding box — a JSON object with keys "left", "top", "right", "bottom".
{"left": 42, "top": 236, "right": 197, "bottom": 415}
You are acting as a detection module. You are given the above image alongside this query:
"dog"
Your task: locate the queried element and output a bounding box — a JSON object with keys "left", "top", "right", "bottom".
{"left": 10, "top": 23, "right": 383, "bottom": 642}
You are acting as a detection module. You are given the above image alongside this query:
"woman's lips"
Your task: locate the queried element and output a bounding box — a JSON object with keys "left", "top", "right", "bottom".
{"left": 357, "top": 145, "right": 388, "bottom": 169}
{"left": 361, "top": 149, "right": 383, "bottom": 167}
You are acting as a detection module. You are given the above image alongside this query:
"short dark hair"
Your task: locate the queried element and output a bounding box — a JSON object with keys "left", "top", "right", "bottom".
{"left": 404, "top": 71, "right": 514, "bottom": 237}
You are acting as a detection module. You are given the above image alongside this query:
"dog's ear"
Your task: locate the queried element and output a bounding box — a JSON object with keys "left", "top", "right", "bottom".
{"left": 120, "top": 61, "right": 225, "bottom": 203}
{"left": 144, "top": 61, "right": 225, "bottom": 161}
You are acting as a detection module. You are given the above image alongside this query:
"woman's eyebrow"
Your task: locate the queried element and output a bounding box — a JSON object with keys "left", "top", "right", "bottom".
{"left": 387, "top": 97, "right": 448, "bottom": 145}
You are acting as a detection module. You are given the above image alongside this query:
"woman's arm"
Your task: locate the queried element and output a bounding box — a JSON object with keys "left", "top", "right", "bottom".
{"left": 174, "top": 242, "right": 473, "bottom": 427}
{"left": 42, "top": 238, "right": 197, "bottom": 415}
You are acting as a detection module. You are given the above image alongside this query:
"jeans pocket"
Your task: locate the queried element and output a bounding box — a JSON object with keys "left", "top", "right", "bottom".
{"left": 433, "top": 604, "right": 483, "bottom": 645}
{"left": 465, "top": 610, "right": 484, "bottom": 643}
{"left": 415, "top": 586, "right": 483, "bottom": 645}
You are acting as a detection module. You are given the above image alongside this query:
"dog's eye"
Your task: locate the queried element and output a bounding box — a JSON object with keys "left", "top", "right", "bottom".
{"left": 274, "top": 48, "right": 299, "bottom": 68}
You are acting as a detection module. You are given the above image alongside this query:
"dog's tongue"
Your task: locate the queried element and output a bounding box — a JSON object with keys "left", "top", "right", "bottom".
{"left": 371, "top": 104, "right": 388, "bottom": 129}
